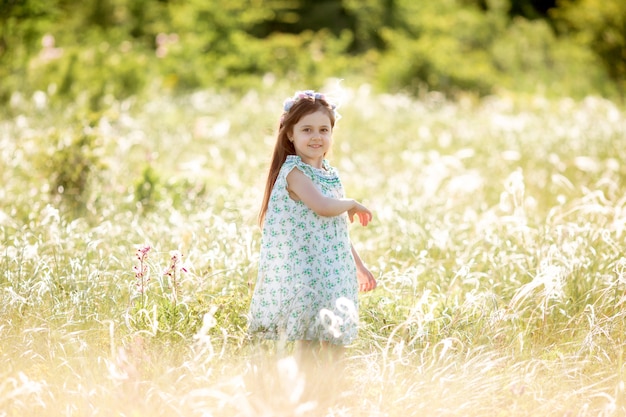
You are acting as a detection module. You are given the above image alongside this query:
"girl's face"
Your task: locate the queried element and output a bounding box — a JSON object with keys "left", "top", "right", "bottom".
{"left": 290, "top": 110, "right": 333, "bottom": 169}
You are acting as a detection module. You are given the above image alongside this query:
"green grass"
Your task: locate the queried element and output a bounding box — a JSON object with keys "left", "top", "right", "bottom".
{"left": 1, "top": 82, "right": 625, "bottom": 416}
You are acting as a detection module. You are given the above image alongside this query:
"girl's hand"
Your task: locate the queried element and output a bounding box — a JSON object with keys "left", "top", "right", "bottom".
{"left": 351, "top": 243, "right": 376, "bottom": 292}
{"left": 348, "top": 202, "right": 372, "bottom": 226}
{"left": 357, "top": 264, "right": 377, "bottom": 292}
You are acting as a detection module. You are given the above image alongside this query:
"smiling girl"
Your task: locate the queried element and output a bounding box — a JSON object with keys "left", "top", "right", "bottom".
{"left": 248, "top": 90, "right": 376, "bottom": 356}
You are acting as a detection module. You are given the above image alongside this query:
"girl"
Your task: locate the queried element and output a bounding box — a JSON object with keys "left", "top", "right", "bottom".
{"left": 248, "top": 90, "right": 376, "bottom": 353}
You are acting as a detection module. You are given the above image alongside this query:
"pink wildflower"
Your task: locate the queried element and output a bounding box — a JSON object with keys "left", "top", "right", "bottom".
{"left": 163, "top": 250, "right": 188, "bottom": 303}
{"left": 134, "top": 244, "right": 151, "bottom": 295}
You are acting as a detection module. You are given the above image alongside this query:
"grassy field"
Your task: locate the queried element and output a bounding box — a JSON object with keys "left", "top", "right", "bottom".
{"left": 1, "top": 82, "right": 625, "bottom": 416}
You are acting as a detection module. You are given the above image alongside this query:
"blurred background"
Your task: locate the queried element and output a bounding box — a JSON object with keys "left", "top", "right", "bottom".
{"left": 1, "top": 0, "right": 625, "bottom": 108}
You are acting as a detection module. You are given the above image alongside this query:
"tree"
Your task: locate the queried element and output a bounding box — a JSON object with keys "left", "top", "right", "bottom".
{"left": 552, "top": 0, "right": 626, "bottom": 96}
{"left": 0, "top": 0, "right": 60, "bottom": 100}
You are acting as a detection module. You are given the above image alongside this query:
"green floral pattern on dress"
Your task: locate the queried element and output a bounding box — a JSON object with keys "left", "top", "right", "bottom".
{"left": 248, "top": 155, "right": 358, "bottom": 345}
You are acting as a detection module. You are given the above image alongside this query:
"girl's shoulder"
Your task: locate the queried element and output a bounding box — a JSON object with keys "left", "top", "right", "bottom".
{"left": 284, "top": 154, "right": 302, "bottom": 168}
{"left": 282, "top": 155, "right": 337, "bottom": 175}
{"left": 281, "top": 155, "right": 313, "bottom": 176}
{"left": 280, "top": 156, "right": 341, "bottom": 189}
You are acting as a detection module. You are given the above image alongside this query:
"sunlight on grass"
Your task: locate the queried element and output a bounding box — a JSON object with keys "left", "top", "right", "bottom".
{"left": 1, "top": 84, "right": 625, "bottom": 416}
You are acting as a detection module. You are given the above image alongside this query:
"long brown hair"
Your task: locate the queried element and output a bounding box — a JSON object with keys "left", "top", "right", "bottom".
{"left": 258, "top": 95, "right": 337, "bottom": 226}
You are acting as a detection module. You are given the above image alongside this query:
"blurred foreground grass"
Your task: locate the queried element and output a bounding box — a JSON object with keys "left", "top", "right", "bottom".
{"left": 1, "top": 84, "right": 625, "bottom": 416}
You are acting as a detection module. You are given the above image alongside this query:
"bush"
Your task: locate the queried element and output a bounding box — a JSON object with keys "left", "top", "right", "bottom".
{"left": 376, "top": 1, "right": 504, "bottom": 96}
{"left": 490, "top": 17, "right": 614, "bottom": 97}
{"left": 552, "top": 0, "right": 626, "bottom": 96}
{"left": 35, "top": 123, "right": 106, "bottom": 212}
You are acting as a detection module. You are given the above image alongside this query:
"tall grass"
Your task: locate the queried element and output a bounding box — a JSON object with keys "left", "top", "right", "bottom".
{"left": 1, "top": 83, "right": 625, "bottom": 416}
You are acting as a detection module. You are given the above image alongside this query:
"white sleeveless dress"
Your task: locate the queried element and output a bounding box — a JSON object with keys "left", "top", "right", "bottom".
{"left": 248, "top": 155, "right": 358, "bottom": 345}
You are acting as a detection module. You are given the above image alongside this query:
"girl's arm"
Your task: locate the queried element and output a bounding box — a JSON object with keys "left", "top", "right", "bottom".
{"left": 352, "top": 244, "right": 377, "bottom": 292}
{"left": 287, "top": 168, "right": 372, "bottom": 226}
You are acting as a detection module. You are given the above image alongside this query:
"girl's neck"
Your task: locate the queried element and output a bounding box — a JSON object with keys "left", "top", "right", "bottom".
{"left": 299, "top": 155, "right": 324, "bottom": 170}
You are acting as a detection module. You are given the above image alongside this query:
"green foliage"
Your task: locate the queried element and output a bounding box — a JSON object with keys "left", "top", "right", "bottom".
{"left": 126, "top": 296, "right": 198, "bottom": 339}
{"left": 134, "top": 164, "right": 163, "bottom": 208}
{"left": 206, "top": 290, "right": 251, "bottom": 337}
{"left": 43, "top": 44, "right": 151, "bottom": 108}
{"left": 0, "top": 0, "right": 58, "bottom": 101}
{"left": 376, "top": 1, "right": 504, "bottom": 95}
{"left": 35, "top": 123, "right": 106, "bottom": 211}
{"left": 375, "top": 0, "right": 613, "bottom": 98}
{"left": 490, "top": 17, "right": 613, "bottom": 96}
{"left": 342, "top": 0, "right": 396, "bottom": 51}
{"left": 0, "top": 0, "right": 622, "bottom": 104}
{"left": 552, "top": 0, "right": 626, "bottom": 95}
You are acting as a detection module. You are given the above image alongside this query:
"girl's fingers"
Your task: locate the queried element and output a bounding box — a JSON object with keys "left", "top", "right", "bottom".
{"left": 359, "top": 276, "right": 377, "bottom": 292}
